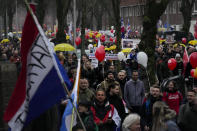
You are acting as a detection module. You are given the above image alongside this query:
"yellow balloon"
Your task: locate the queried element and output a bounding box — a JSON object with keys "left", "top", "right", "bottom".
{"left": 89, "top": 33, "right": 93, "bottom": 38}
{"left": 66, "top": 35, "right": 70, "bottom": 40}
{"left": 96, "top": 33, "right": 101, "bottom": 38}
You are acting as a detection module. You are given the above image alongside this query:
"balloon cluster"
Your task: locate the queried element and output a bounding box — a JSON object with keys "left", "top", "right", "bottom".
{"left": 190, "top": 52, "right": 197, "bottom": 78}
{"left": 117, "top": 51, "right": 148, "bottom": 68}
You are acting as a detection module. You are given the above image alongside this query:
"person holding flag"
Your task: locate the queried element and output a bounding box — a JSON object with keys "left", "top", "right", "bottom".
{"left": 3, "top": 3, "right": 74, "bottom": 131}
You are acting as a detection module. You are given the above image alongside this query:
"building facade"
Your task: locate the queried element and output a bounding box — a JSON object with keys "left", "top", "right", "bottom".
{"left": 120, "top": 0, "right": 197, "bottom": 34}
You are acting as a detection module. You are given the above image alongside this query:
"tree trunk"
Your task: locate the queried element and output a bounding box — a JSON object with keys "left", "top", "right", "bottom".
{"left": 112, "top": 0, "right": 121, "bottom": 53}
{"left": 35, "top": 0, "right": 46, "bottom": 26}
{"left": 139, "top": 0, "right": 170, "bottom": 85}
{"left": 56, "top": 0, "right": 71, "bottom": 43}
{"left": 180, "top": 0, "right": 195, "bottom": 37}
{"left": 3, "top": 11, "right": 7, "bottom": 38}
{"left": 81, "top": 0, "right": 86, "bottom": 55}
{"left": 8, "top": 9, "right": 14, "bottom": 32}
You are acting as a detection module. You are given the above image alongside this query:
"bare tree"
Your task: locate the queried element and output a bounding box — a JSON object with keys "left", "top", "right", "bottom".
{"left": 56, "top": 0, "right": 71, "bottom": 43}
{"left": 180, "top": 0, "right": 195, "bottom": 37}
{"left": 111, "top": 0, "right": 121, "bottom": 53}
{"left": 139, "top": 0, "right": 171, "bottom": 85}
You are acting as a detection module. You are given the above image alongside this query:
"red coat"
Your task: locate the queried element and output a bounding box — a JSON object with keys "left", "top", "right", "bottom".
{"left": 162, "top": 91, "right": 183, "bottom": 115}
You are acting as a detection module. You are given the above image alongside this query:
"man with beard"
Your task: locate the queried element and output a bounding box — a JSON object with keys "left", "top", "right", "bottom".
{"left": 178, "top": 90, "right": 197, "bottom": 131}
{"left": 141, "top": 85, "right": 162, "bottom": 131}
{"left": 78, "top": 78, "right": 94, "bottom": 103}
{"left": 116, "top": 70, "right": 128, "bottom": 97}
{"left": 97, "top": 71, "right": 120, "bottom": 92}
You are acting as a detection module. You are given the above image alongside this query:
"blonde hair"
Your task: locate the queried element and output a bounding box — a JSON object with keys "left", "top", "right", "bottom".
{"left": 152, "top": 101, "right": 176, "bottom": 131}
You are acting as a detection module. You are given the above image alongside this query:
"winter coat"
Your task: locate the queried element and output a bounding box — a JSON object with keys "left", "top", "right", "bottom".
{"left": 98, "top": 79, "right": 120, "bottom": 92}
{"left": 124, "top": 79, "right": 145, "bottom": 108}
{"left": 107, "top": 94, "right": 126, "bottom": 121}
{"left": 141, "top": 95, "right": 162, "bottom": 130}
{"left": 162, "top": 90, "right": 183, "bottom": 115}
{"left": 117, "top": 78, "right": 127, "bottom": 97}
{"left": 76, "top": 111, "right": 98, "bottom": 131}
{"left": 78, "top": 88, "right": 94, "bottom": 103}
{"left": 91, "top": 100, "right": 121, "bottom": 131}
{"left": 178, "top": 103, "right": 197, "bottom": 131}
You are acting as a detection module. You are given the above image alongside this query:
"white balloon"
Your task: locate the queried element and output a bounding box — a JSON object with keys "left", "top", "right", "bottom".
{"left": 88, "top": 44, "right": 93, "bottom": 50}
{"left": 137, "top": 52, "right": 148, "bottom": 68}
{"left": 117, "top": 52, "right": 125, "bottom": 61}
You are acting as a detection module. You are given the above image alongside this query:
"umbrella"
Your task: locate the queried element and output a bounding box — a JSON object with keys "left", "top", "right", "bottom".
{"left": 1, "top": 39, "right": 10, "bottom": 43}
{"left": 54, "top": 43, "right": 75, "bottom": 51}
{"left": 121, "top": 48, "right": 132, "bottom": 53}
{"left": 188, "top": 40, "right": 197, "bottom": 46}
{"left": 109, "top": 45, "right": 116, "bottom": 50}
{"left": 105, "top": 47, "right": 110, "bottom": 51}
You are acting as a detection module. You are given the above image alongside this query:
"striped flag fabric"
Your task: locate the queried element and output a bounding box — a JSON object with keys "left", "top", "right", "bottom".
{"left": 3, "top": 4, "right": 71, "bottom": 131}
{"left": 121, "top": 18, "right": 125, "bottom": 38}
{"left": 60, "top": 59, "right": 81, "bottom": 131}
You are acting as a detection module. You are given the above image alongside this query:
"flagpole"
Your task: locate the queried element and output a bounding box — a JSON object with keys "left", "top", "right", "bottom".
{"left": 23, "top": 1, "right": 86, "bottom": 131}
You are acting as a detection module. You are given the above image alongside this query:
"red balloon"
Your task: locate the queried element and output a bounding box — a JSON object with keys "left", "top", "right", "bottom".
{"left": 85, "top": 33, "right": 89, "bottom": 39}
{"left": 100, "top": 45, "right": 105, "bottom": 49}
{"left": 75, "top": 37, "right": 81, "bottom": 46}
{"left": 76, "top": 28, "right": 80, "bottom": 32}
{"left": 51, "top": 32, "right": 55, "bottom": 37}
{"left": 182, "top": 37, "right": 187, "bottom": 44}
{"left": 95, "top": 47, "right": 105, "bottom": 62}
{"left": 94, "top": 31, "right": 98, "bottom": 35}
{"left": 110, "top": 37, "right": 113, "bottom": 42}
{"left": 190, "top": 69, "right": 195, "bottom": 77}
{"left": 95, "top": 38, "right": 98, "bottom": 43}
{"left": 115, "top": 38, "right": 117, "bottom": 43}
{"left": 100, "top": 35, "right": 105, "bottom": 42}
{"left": 111, "top": 29, "right": 114, "bottom": 33}
{"left": 168, "top": 58, "right": 177, "bottom": 71}
{"left": 194, "top": 32, "right": 197, "bottom": 39}
{"left": 190, "top": 52, "right": 197, "bottom": 68}
{"left": 92, "top": 34, "right": 96, "bottom": 39}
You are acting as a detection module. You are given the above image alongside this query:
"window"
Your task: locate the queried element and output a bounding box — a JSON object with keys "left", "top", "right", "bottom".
{"left": 124, "top": 7, "right": 129, "bottom": 17}
{"left": 129, "top": 7, "right": 133, "bottom": 16}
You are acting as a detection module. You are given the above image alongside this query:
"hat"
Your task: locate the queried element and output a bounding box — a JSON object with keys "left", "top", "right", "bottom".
{"left": 105, "top": 70, "right": 115, "bottom": 78}
{"left": 175, "top": 53, "right": 181, "bottom": 58}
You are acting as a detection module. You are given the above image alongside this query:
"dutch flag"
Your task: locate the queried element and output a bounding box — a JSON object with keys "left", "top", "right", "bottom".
{"left": 3, "top": 4, "right": 71, "bottom": 131}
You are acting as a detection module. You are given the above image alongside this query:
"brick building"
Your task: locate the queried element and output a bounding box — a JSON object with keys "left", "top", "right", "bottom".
{"left": 120, "top": 0, "right": 197, "bottom": 34}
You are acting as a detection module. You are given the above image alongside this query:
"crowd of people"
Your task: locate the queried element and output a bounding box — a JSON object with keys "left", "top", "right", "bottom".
{"left": 1, "top": 35, "right": 197, "bottom": 131}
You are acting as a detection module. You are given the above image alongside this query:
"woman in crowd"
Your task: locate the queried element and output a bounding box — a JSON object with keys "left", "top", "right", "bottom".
{"left": 162, "top": 80, "right": 183, "bottom": 115}
{"left": 122, "top": 113, "right": 141, "bottom": 131}
{"left": 152, "top": 101, "right": 180, "bottom": 131}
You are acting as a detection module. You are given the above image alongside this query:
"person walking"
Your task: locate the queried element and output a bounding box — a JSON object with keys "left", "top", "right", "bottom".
{"left": 124, "top": 70, "right": 145, "bottom": 115}
{"left": 178, "top": 89, "right": 197, "bottom": 131}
